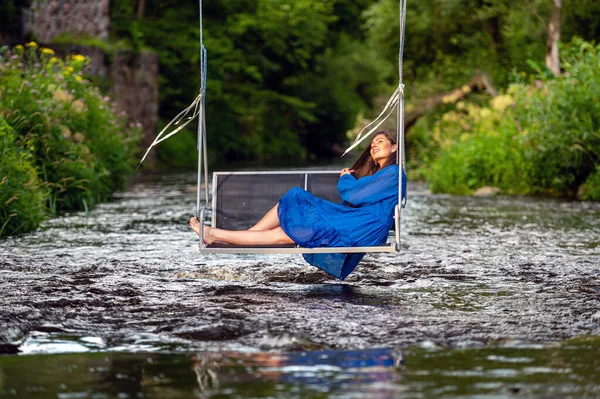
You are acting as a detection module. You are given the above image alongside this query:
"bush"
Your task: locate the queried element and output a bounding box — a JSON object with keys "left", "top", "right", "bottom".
{"left": 0, "top": 118, "right": 47, "bottom": 237}
{"left": 422, "top": 38, "right": 600, "bottom": 199}
{"left": 0, "top": 42, "right": 139, "bottom": 218}
{"left": 512, "top": 38, "right": 600, "bottom": 196}
{"left": 578, "top": 165, "right": 600, "bottom": 201}
{"left": 426, "top": 97, "right": 529, "bottom": 195}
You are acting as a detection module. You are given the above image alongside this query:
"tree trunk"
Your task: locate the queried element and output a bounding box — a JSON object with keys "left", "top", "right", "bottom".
{"left": 545, "top": 0, "right": 562, "bottom": 76}
{"left": 137, "top": 0, "right": 146, "bottom": 18}
{"left": 341, "top": 73, "right": 498, "bottom": 154}
{"left": 404, "top": 72, "right": 497, "bottom": 132}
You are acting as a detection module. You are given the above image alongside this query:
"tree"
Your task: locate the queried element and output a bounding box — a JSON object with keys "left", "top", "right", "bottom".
{"left": 545, "top": 0, "right": 562, "bottom": 76}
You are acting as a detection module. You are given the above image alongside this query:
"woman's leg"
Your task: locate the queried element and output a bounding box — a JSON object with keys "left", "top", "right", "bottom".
{"left": 190, "top": 217, "right": 294, "bottom": 245}
{"left": 249, "top": 203, "right": 281, "bottom": 231}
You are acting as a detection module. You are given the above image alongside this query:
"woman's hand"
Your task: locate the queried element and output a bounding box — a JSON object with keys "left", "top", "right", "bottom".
{"left": 340, "top": 168, "right": 354, "bottom": 176}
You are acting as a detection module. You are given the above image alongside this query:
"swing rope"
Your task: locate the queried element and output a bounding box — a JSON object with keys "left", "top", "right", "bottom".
{"left": 138, "top": 0, "right": 210, "bottom": 217}
{"left": 342, "top": 0, "right": 407, "bottom": 162}
{"left": 398, "top": 0, "right": 407, "bottom": 207}
{"left": 140, "top": 0, "right": 408, "bottom": 216}
{"left": 197, "top": 0, "right": 210, "bottom": 218}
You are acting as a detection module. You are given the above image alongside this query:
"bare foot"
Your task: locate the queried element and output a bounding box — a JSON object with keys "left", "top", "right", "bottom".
{"left": 189, "top": 217, "right": 201, "bottom": 236}
{"left": 189, "top": 217, "right": 216, "bottom": 244}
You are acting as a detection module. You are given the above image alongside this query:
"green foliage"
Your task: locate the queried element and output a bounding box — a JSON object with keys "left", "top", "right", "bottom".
{"left": 50, "top": 33, "right": 133, "bottom": 55}
{"left": 0, "top": 118, "right": 47, "bottom": 238}
{"left": 427, "top": 112, "right": 529, "bottom": 195}
{"left": 512, "top": 38, "right": 600, "bottom": 196}
{"left": 106, "top": 0, "right": 600, "bottom": 170}
{"left": 293, "top": 35, "right": 393, "bottom": 158}
{"left": 421, "top": 39, "right": 600, "bottom": 199}
{"left": 109, "top": 0, "right": 388, "bottom": 163}
{"left": 563, "top": 0, "right": 600, "bottom": 42}
{"left": 0, "top": 0, "right": 28, "bottom": 40}
{"left": 0, "top": 43, "right": 139, "bottom": 228}
{"left": 578, "top": 165, "right": 600, "bottom": 201}
{"left": 364, "top": 0, "right": 551, "bottom": 94}
{"left": 156, "top": 125, "right": 198, "bottom": 170}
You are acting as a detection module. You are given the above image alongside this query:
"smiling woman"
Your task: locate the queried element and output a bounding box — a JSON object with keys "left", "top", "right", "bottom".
{"left": 349, "top": 131, "right": 398, "bottom": 179}
{"left": 190, "top": 131, "right": 405, "bottom": 279}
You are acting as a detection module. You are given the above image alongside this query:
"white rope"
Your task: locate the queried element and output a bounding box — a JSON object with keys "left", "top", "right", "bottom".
{"left": 342, "top": 0, "right": 408, "bottom": 159}
{"left": 398, "top": 0, "right": 407, "bottom": 206}
{"left": 138, "top": 93, "right": 203, "bottom": 167}
{"left": 197, "top": 0, "right": 209, "bottom": 211}
{"left": 341, "top": 85, "right": 403, "bottom": 157}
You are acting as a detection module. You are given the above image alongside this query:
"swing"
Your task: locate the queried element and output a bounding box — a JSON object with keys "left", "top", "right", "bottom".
{"left": 141, "top": 0, "right": 409, "bottom": 256}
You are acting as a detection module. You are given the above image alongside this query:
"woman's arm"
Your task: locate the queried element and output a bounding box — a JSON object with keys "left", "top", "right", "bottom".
{"left": 338, "top": 166, "right": 399, "bottom": 206}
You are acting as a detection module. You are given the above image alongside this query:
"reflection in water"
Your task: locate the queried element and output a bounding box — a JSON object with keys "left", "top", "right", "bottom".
{"left": 193, "top": 352, "right": 222, "bottom": 391}
{"left": 1, "top": 340, "right": 600, "bottom": 398}
{"left": 191, "top": 347, "right": 403, "bottom": 397}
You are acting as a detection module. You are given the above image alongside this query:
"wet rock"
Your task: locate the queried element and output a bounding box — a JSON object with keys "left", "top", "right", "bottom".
{"left": 577, "top": 285, "right": 600, "bottom": 296}
{"left": 0, "top": 342, "right": 19, "bottom": 355}
{"left": 35, "top": 324, "right": 66, "bottom": 333}
{"left": 113, "top": 287, "right": 139, "bottom": 297}
{"left": 361, "top": 279, "right": 395, "bottom": 287}
{"left": 175, "top": 322, "right": 247, "bottom": 341}
{"left": 262, "top": 269, "right": 333, "bottom": 284}
{"left": 39, "top": 298, "right": 85, "bottom": 308}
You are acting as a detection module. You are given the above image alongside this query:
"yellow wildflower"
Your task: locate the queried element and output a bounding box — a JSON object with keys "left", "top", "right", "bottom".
{"left": 75, "top": 75, "right": 84, "bottom": 83}
{"left": 41, "top": 48, "right": 55, "bottom": 56}
{"left": 49, "top": 57, "right": 58, "bottom": 65}
{"left": 71, "top": 54, "right": 86, "bottom": 63}
{"left": 26, "top": 41, "right": 38, "bottom": 48}
{"left": 14, "top": 45, "right": 24, "bottom": 54}
{"left": 64, "top": 66, "right": 75, "bottom": 75}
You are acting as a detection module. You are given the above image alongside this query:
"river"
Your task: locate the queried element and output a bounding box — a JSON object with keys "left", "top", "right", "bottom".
{"left": 1, "top": 172, "right": 599, "bottom": 398}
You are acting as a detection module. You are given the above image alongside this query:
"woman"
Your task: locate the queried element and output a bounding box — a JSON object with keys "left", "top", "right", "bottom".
{"left": 190, "top": 131, "right": 405, "bottom": 279}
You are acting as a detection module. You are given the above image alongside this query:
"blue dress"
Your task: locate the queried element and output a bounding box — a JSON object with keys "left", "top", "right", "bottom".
{"left": 277, "top": 165, "right": 404, "bottom": 280}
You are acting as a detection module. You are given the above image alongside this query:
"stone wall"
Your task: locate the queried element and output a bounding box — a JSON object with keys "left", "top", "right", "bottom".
{"left": 24, "top": 0, "right": 109, "bottom": 43}
{"left": 110, "top": 51, "right": 160, "bottom": 156}
{"left": 20, "top": 1, "right": 160, "bottom": 166}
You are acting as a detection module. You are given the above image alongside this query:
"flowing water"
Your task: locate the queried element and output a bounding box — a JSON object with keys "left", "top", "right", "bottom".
{"left": 1, "top": 172, "right": 599, "bottom": 398}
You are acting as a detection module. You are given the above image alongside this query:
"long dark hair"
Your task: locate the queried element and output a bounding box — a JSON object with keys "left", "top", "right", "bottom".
{"left": 350, "top": 131, "right": 398, "bottom": 179}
